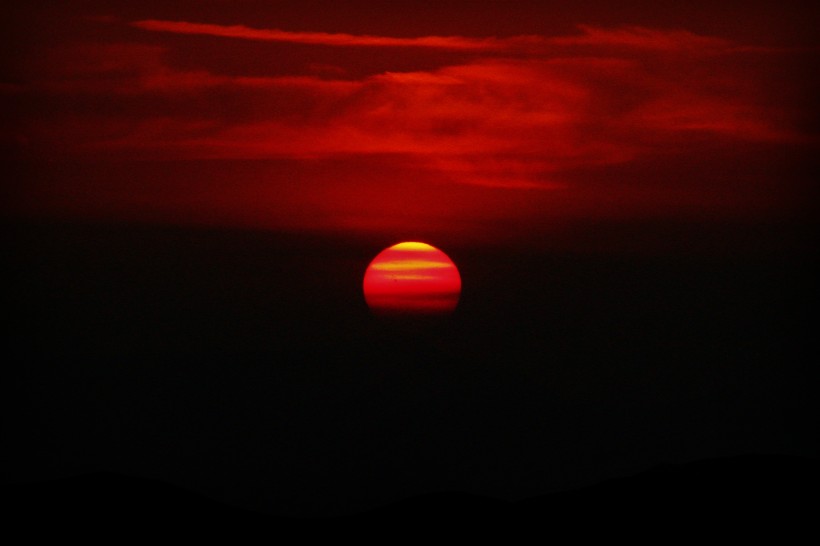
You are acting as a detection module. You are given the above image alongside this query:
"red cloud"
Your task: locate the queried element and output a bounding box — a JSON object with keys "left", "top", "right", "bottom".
{"left": 551, "top": 25, "right": 732, "bottom": 50}
{"left": 130, "top": 19, "right": 508, "bottom": 51}
{"left": 13, "top": 25, "right": 812, "bottom": 195}
{"left": 130, "top": 20, "right": 741, "bottom": 54}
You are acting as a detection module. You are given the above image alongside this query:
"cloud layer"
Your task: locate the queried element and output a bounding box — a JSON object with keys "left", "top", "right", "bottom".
{"left": 13, "top": 21, "right": 807, "bottom": 192}
{"left": 5, "top": 15, "right": 816, "bottom": 240}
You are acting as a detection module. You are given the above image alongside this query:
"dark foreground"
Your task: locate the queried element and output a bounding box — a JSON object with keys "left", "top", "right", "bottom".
{"left": 4, "top": 220, "right": 816, "bottom": 516}
{"left": 4, "top": 455, "right": 818, "bottom": 536}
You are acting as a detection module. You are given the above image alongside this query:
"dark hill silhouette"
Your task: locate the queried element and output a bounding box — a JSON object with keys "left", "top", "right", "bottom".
{"left": 4, "top": 453, "right": 816, "bottom": 535}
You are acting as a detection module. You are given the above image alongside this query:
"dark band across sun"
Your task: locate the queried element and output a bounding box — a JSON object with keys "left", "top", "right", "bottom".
{"left": 363, "top": 242, "right": 461, "bottom": 316}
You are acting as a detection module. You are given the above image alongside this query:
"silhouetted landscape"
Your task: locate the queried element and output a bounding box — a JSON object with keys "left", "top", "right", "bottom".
{"left": 5, "top": 220, "right": 816, "bottom": 519}
{"left": 4, "top": 454, "right": 817, "bottom": 534}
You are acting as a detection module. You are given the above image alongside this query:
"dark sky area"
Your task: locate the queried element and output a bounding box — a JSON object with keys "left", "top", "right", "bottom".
{"left": 3, "top": 1, "right": 818, "bottom": 520}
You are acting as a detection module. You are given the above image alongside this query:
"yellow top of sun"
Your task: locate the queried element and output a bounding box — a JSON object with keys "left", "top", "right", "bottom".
{"left": 391, "top": 242, "right": 434, "bottom": 251}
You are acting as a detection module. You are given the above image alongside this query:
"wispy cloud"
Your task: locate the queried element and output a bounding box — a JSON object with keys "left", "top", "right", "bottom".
{"left": 15, "top": 22, "right": 812, "bottom": 192}
{"left": 551, "top": 24, "right": 732, "bottom": 50}
{"left": 130, "top": 19, "right": 739, "bottom": 54}
{"left": 131, "top": 19, "right": 512, "bottom": 51}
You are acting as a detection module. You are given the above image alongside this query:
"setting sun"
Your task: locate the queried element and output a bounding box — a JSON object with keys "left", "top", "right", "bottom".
{"left": 363, "top": 242, "right": 461, "bottom": 316}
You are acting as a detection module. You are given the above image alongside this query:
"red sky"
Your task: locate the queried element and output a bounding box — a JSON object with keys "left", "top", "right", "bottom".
{"left": 3, "top": 1, "right": 818, "bottom": 248}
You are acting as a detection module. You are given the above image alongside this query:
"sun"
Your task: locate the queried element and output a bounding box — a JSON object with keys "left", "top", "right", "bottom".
{"left": 363, "top": 242, "right": 461, "bottom": 316}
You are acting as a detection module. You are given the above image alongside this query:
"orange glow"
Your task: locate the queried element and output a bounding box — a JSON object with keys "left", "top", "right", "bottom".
{"left": 363, "top": 242, "right": 461, "bottom": 316}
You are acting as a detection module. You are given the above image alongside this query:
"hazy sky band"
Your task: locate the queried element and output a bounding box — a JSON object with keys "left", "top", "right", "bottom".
{"left": 4, "top": 4, "right": 816, "bottom": 241}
